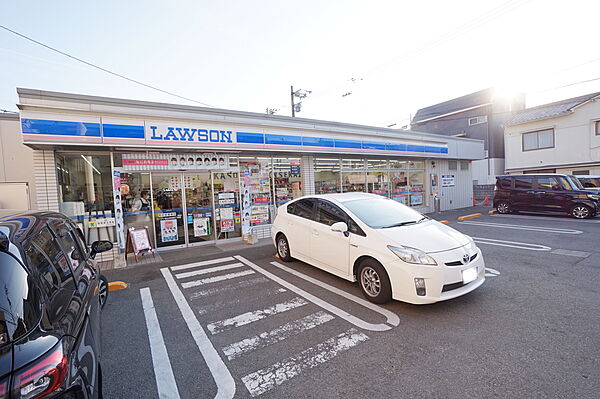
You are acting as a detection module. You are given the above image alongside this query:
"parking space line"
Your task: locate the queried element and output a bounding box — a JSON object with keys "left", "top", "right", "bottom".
{"left": 140, "top": 287, "right": 181, "bottom": 399}
{"left": 175, "top": 262, "right": 245, "bottom": 279}
{"left": 235, "top": 255, "right": 394, "bottom": 332}
{"left": 189, "top": 277, "right": 270, "bottom": 300}
{"left": 198, "top": 288, "right": 287, "bottom": 315}
{"left": 550, "top": 249, "right": 591, "bottom": 258}
{"left": 170, "top": 256, "right": 236, "bottom": 271}
{"left": 490, "top": 214, "right": 600, "bottom": 223}
{"left": 270, "top": 261, "right": 400, "bottom": 328}
{"left": 222, "top": 311, "right": 335, "bottom": 361}
{"left": 181, "top": 270, "right": 255, "bottom": 289}
{"left": 241, "top": 328, "right": 369, "bottom": 397}
{"left": 458, "top": 220, "right": 582, "bottom": 234}
{"left": 206, "top": 297, "right": 308, "bottom": 335}
{"left": 473, "top": 237, "right": 551, "bottom": 251}
{"left": 161, "top": 268, "right": 236, "bottom": 399}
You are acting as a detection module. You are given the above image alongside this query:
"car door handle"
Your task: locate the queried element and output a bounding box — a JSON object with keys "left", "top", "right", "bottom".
{"left": 526, "top": 190, "right": 536, "bottom": 194}
{"left": 312, "top": 230, "right": 319, "bottom": 236}
{"left": 350, "top": 243, "right": 358, "bottom": 248}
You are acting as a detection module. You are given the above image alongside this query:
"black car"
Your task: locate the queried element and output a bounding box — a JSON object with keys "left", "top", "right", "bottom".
{"left": 493, "top": 174, "right": 600, "bottom": 219}
{"left": 0, "top": 210, "right": 112, "bottom": 398}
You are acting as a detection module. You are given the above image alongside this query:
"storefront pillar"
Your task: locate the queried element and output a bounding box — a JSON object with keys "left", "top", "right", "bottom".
{"left": 301, "top": 155, "right": 315, "bottom": 195}
{"left": 33, "top": 149, "right": 60, "bottom": 212}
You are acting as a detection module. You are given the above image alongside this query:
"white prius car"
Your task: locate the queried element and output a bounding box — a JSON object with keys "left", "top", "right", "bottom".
{"left": 271, "top": 193, "right": 485, "bottom": 304}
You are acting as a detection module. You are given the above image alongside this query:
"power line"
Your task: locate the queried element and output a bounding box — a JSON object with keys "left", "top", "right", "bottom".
{"left": 0, "top": 24, "right": 216, "bottom": 108}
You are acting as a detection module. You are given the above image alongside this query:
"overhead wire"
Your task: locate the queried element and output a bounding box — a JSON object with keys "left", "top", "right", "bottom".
{"left": 0, "top": 24, "right": 216, "bottom": 108}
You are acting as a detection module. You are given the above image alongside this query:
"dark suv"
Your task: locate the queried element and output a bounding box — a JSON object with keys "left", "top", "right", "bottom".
{"left": 493, "top": 174, "right": 600, "bottom": 219}
{"left": 0, "top": 210, "right": 112, "bottom": 398}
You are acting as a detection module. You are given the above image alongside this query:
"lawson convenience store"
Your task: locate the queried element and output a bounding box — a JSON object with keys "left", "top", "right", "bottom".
{"left": 17, "top": 88, "right": 483, "bottom": 264}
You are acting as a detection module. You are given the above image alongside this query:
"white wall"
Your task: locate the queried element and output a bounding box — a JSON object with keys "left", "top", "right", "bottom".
{"left": 0, "top": 116, "right": 37, "bottom": 209}
{"left": 505, "top": 99, "right": 600, "bottom": 172}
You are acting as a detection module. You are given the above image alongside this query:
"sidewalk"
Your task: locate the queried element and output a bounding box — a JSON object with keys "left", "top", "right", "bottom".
{"left": 425, "top": 204, "right": 494, "bottom": 222}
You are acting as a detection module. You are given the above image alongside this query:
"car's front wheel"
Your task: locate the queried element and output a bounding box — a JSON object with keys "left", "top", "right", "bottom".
{"left": 98, "top": 275, "right": 109, "bottom": 309}
{"left": 358, "top": 259, "right": 391, "bottom": 304}
{"left": 570, "top": 205, "right": 592, "bottom": 219}
{"left": 496, "top": 201, "right": 510, "bottom": 214}
{"left": 276, "top": 234, "right": 292, "bottom": 262}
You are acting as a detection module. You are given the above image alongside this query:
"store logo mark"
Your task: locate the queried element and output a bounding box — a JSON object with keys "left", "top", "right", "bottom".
{"left": 149, "top": 126, "right": 234, "bottom": 143}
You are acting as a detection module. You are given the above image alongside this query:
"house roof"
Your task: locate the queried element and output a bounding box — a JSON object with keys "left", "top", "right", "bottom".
{"left": 412, "top": 88, "right": 494, "bottom": 123}
{"left": 505, "top": 91, "right": 600, "bottom": 126}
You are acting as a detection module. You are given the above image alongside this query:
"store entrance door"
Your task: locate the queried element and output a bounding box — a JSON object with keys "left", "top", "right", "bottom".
{"left": 184, "top": 173, "right": 216, "bottom": 245}
{"left": 152, "top": 171, "right": 241, "bottom": 250}
{"left": 152, "top": 174, "right": 187, "bottom": 249}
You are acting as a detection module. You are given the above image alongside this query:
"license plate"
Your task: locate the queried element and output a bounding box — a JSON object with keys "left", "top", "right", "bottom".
{"left": 462, "top": 266, "right": 478, "bottom": 284}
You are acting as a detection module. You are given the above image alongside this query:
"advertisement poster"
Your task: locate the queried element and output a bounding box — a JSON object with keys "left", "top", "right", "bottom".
{"left": 112, "top": 170, "right": 125, "bottom": 249}
{"left": 122, "top": 153, "right": 230, "bottom": 171}
{"left": 129, "top": 227, "right": 152, "bottom": 253}
{"left": 219, "top": 207, "right": 234, "bottom": 220}
{"left": 410, "top": 194, "right": 423, "bottom": 206}
{"left": 160, "top": 219, "right": 179, "bottom": 242}
{"left": 193, "top": 218, "right": 210, "bottom": 237}
{"left": 441, "top": 175, "right": 455, "bottom": 188}
{"left": 221, "top": 219, "right": 235, "bottom": 232}
{"left": 218, "top": 192, "right": 235, "bottom": 205}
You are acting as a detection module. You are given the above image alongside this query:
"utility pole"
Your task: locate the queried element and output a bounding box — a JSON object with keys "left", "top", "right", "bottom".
{"left": 290, "top": 85, "right": 295, "bottom": 117}
{"left": 290, "top": 85, "right": 311, "bottom": 117}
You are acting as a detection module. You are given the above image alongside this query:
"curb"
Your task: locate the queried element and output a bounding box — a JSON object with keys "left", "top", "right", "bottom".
{"left": 488, "top": 210, "right": 497, "bottom": 214}
{"left": 438, "top": 220, "right": 449, "bottom": 224}
{"left": 457, "top": 213, "right": 483, "bottom": 221}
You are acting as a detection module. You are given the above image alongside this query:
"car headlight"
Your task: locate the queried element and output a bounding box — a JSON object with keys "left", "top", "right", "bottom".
{"left": 388, "top": 245, "right": 437, "bottom": 265}
{"left": 464, "top": 235, "right": 478, "bottom": 252}
{"left": 588, "top": 194, "right": 600, "bottom": 201}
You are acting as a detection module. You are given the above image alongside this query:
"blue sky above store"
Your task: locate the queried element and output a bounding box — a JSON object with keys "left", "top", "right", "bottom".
{"left": 1, "top": 0, "right": 600, "bottom": 127}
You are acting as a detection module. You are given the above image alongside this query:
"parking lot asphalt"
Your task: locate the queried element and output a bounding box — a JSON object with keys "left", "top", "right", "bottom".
{"left": 101, "top": 206, "right": 600, "bottom": 398}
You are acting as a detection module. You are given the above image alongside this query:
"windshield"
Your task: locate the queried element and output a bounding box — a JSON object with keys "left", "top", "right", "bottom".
{"left": 0, "top": 252, "right": 41, "bottom": 346}
{"left": 578, "top": 177, "right": 600, "bottom": 188}
{"left": 568, "top": 176, "right": 584, "bottom": 190}
{"left": 342, "top": 197, "right": 426, "bottom": 229}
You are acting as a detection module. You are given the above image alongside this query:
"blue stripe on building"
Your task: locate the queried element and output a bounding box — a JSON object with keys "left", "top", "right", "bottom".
{"left": 237, "top": 131, "right": 265, "bottom": 144}
{"left": 362, "top": 141, "right": 386, "bottom": 150}
{"left": 265, "top": 134, "right": 302, "bottom": 146}
{"left": 302, "top": 137, "right": 335, "bottom": 147}
{"left": 103, "top": 124, "right": 145, "bottom": 139}
{"left": 335, "top": 139, "right": 362, "bottom": 149}
{"left": 21, "top": 119, "right": 101, "bottom": 137}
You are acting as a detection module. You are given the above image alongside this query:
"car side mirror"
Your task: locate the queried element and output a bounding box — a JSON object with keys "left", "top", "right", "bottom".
{"left": 90, "top": 240, "right": 113, "bottom": 259}
{"left": 331, "top": 222, "right": 349, "bottom": 236}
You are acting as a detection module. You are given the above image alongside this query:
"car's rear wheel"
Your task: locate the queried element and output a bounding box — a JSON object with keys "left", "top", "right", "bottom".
{"left": 358, "top": 259, "right": 391, "bottom": 304}
{"left": 496, "top": 201, "right": 510, "bottom": 214}
{"left": 276, "top": 234, "right": 292, "bottom": 262}
{"left": 571, "top": 205, "right": 591, "bottom": 219}
{"left": 98, "top": 275, "right": 109, "bottom": 309}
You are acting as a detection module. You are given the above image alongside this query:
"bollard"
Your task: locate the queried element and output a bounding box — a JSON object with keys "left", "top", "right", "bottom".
{"left": 434, "top": 196, "right": 441, "bottom": 213}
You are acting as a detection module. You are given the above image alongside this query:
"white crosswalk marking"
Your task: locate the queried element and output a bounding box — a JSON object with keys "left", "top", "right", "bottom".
{"left": 170, "top": 256, "right": 236, "bottom": 271}
{"left": 189, "top": 277, "right": 270, "bottom": 300}
{"left": 181, "top": 269, "right": 255, "bottom": 289}
{"left": 207, "top": 297, "right": 308, "bottom": 335}
{"left": 175, "top": 262, "right": 245, "bottom": 279}
{"left": 222, "top": 311, "right": 335, "bottom": 360}
{"left": 241, "top": 328, "right": 369, "bottom": 397}
{"left": 198, "top": 288, "right": 287, "bottom": 315}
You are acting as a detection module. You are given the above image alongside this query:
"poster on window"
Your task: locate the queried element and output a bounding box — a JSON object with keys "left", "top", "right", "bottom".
{"left": 160, "top": 219, "right": 179, "bottom": 242}
{"left": 122, "top": 153, "right": 230, "bottom": 171}
{"left": 219, "top": 207, "right": 234, "bottom": 220}
{"left": 193, "top": 218, "right": 210, "bottom": 237}
{"left": 112, "top": 170, "right": 125, "bottom": 249}
{"left": 221, "top": 219, "right": 235, "bottom": 232}
{"left": 218, "top": 192, "right": 235, "bottom": 205}
{"left": 410, "top": 194, "right": 423, "bottom": 206}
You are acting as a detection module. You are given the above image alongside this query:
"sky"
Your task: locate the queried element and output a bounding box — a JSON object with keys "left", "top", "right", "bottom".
{"left": 1, "top": 0, "right": 600, "bottom": 128}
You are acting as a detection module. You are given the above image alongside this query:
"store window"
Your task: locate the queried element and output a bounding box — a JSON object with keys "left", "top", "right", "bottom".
{"left": 314, "top": 158, "right": 340, "bottom": 194}
{"left": 409, "top": 170, "right": 425, "bottom": 206}
{"left": 390, "top": 170, "right": 408, "bottom": 205}
{"left": 240, "top": 157, "right": 273, "bottom": 231}
{"left": 55, "top": 153, "right": 116, "bottom": 245}
{"left": 120, "top": 172, "right": 155, "bottom": 246}
{"left": 273, "top": 157, "right": 303, "bottom": 207}
{"left": 367, "top": 160, "right": 389, "bottom": 197}
{"left": 342, "top": 158, "right": 366, "bottom": 192}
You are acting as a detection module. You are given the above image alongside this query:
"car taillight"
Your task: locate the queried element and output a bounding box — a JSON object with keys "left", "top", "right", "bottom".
{"left": 11, "top": 341, "right": 68, "bottom": 399}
